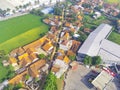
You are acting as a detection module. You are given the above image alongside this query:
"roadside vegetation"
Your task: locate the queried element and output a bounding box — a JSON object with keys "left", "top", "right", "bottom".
{"left": 83, "top": 55, "right": 102, "bottom": 66}
{"left": 0, "top": 50, "right": 15, "bottom": 83}
{"left": 43, "top": 72, "right": 57, "bottom": 90}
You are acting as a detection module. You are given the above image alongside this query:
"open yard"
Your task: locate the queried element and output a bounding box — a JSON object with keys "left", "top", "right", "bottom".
{"left": 0, "top": 14, "right": 49, "bottom": 53}
{"left": 108, "top": 31, "right": 120, "bottom": 45}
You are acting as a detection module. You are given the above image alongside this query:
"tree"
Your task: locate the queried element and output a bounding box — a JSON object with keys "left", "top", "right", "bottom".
{"left": 116, "top": 13, "right": 120, "bottom": 19}
{"left": 82, "top": 3, "right": 91, "bottom": 8}
{"left": 69, "top": 55, "right": 76, "bottom": 61}
{"left": 6, "top": 8, "right": 10, "bottom": 12}
{"left": 0, "top": 50, "right": 6, "bottom": 58}
{"left": 54, "top": 6, "right": 62, "bottom": 15}
{"left": 83, "top": 55, "right": 92, "bottom": 65}
{"left": 38, "top": 54, "right": 46, "bottom": 59}
{"left": 78, "top": 33, "right": 87, "bottom": 42}
{"left": 30, "top": 9, "right": 44, "bottom": 16}
{"left": 92, "top": 56, "right": 102, "bottom": 66}
{"left": 43, "top": 72, "right": 57, "bottom": 90}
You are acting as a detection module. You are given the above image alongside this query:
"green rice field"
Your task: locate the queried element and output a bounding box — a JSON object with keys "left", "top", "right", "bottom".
{"left": 0, "top": 14, "right": 48, "bottom": 53}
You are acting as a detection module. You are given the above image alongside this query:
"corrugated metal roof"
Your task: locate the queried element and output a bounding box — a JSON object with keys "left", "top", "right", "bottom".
{"left": 78, "top": 23, "right": 112, "bottom": 56}
{"left": 98, "top": 39, "right": 120, "bottom": 62}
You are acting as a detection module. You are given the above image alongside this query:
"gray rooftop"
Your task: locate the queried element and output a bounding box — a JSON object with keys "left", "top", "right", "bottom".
{"left": 78, "top": 23, "right": 112, "bottom": 56}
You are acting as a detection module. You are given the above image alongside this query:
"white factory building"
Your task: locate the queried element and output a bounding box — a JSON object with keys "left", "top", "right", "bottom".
{"left": 77, "top": 23, "right": 120, "bottom": 65}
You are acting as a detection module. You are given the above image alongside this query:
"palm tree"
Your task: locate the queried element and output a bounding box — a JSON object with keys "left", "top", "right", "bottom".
{"left": 6, "top": 8, "right": 10, "bottom": 12}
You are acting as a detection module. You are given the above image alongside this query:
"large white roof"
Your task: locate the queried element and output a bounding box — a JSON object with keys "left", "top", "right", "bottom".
{"left": 92, "top": 70, "right": 113, "bottom": 90}
{"left": 78, "top": 23, "right": 112, "bottom": 56}
{"left": 98, "top": 39, "right": 120, "bottom": 63}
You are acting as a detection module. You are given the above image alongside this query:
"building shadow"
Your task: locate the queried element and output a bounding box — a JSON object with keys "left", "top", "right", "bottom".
{"left": 81, "top": 70, "right": 99, "bottom": 89}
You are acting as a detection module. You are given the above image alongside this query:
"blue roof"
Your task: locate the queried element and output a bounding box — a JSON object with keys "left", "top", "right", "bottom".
{"left": 41, "top": 7, "right": 54, "bottom": 14}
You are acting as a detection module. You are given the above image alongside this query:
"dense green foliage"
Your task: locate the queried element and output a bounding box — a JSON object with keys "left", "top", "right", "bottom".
{"left": 38, "top": 54, "right": 46, "bottom": 59}
{"left": 30, "top": 9, "right": 44, "bottom": 16}
{"left": 69, "top": 55, "right": 76, "bottom": 61}
{"left": 108, "top": 31, "right": 120, "bottom": 45}
{"left": 92, "top": 56, "right": 102, "bottom": 66}
{"left": 77, "top": 31, "right": 87, "bottom": 42}
{"left": 83, "top": 55, "right": 92, "bottom": 65}
{"left": 0, "top": 51, "right": 15, "bottom": 82}
{"left": 4, "top": 83, "right": 23, "bottom": 90}
{"left": 83, "top": 55, "right": 102, "bottom": 66}
{"left": 43, "top": 72, "right": 57, "bottom": 90}
{"left": 54, "top": 5, "right": 62, "bottom": 15}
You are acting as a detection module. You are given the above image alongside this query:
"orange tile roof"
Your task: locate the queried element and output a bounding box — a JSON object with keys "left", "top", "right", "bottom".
{"left": 51, "top": 66, "right": 60, "bottom": 73}
{"left": 63, "top": 56, "right": 70, "bottom": 64}
{"left": 23, "top": 36, "right": 47, "bottom": 50}
{"left": 9, "top": 70, "right": 27, "bottom": 85}
{"left": 65, "top": 22, "right": 71, "bottom": 27}
{"left": 29, "top": 53, "right": 37, "bottom": 60}
{"left": 70, "top": 40, "right": 81, "bottom": 53}
{"left": 42, "top": 43, "right": 53, "bottom": 52}
{"left": 67, "top": 50, "right": 75, "bottom": 56}
{"left": 70, "top": 28, "right": 75, "bottom": 33}
{"left": 18, "top": 53, "right": 29, "bottom": 61}
{"left": 57, "top": 55, "right": 64, "bottom": 60}
{"left": 77, "top": 15, "right": 83, "bottom": 21}
{"left": 84, "top": 28, "right": 91, "bottom": 33}
{"left": 19, "top": 57, "right": 31, "bottom": 67}
{"left": 30, "top": 59, "right": 46, "bottom": 70}
{"left": 63, "top": 32, "right": 70, "bottom": 40}
{"left": 43, "top": 19, "right": 50, "bottom": 24}
{"left": 58, "top": 49, "right": 65, "bottom": 55}
{"left": 28, "top": 65, "right": 39, "bottom": 77}
{"left": 26, "top": 48, "right": 36, "bottom": 54}
{"left": 9, "top": 57, "right": 17, "bottom": 64}
{"left": 10, "top": 47, "right": 25, "bottom": 56}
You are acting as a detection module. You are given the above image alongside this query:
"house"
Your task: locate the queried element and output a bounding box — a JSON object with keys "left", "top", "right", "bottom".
{"left": 50, "top": 26, "right": 58, "bottom": 34}
{"left": 23, "top": 36, "right": 48, "bottom": 50}
{"left": 84, "top": 28, "right": 91, "bottom": 33}
{"left": 52, "top": 59, "right": 69, "bottom": 78}
{"left": 93, "top": 12, "right": 101, "bottom": 19}
{"left": 43, "top": 19, "right": 51, "bottom": 24}
{"left": 67, "top": 50, "right": 76, "bottom": 57}
{"left": 77, "top": 15, "right": 83, "bottom": 21}
{"left": 42, "top": 42, "right": 54, "bottom": 54}
{"left": 8, "top": 70, "right": 28, "bottom": 85}
{"left": 2, "top": 60, "right": 9, "bottom": 67}
{"left": 57, "top": 55, "right": 70, "bottom": 64}
{"left": 8, "top": 60, "right": 46, "bottom": 85}
{"left": 41, "top": 7, "right": 54, "bottom": 14}
{"left": 70, "top": 40, "right": 81, "bottom": 53}
{"left": 10, "top": 47, "right": 25, "bottom": 57}
{"left": 9, "top": 57, "right": 19, "bottom": 70}
{"left": 60, "top": 32, "right": 70, "bottom": 40}
{"left": 65, "top": 22, "right": 73, "bottom": 28}
{"left": 28, "top": 60, "right": 46, "bottom": 78}
{"left": 59, "top": 40, "right": 72, "bottom": 51}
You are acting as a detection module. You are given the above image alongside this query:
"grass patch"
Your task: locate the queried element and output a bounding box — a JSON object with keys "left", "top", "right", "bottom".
{"left": 56, "top": 75, "right": 64, "bottom": 90}
{"left": 104, "top": 0, "right": 120, "bottom": 4}
{"left": 0, "top": 14, "right": 49, "bottom": 53}
{"left": 108, "top": 31, "right": 120, "bottom": 45}
{"left": 0, "top": 14, "right": 44, "bottom": 43}
{"left": 0, "top": 26, "right": 48, "bottom": 53}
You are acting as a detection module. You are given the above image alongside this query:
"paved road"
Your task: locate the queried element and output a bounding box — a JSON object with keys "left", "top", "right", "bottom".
{"left": 0, "top": 12, "right": 29, "bottom": 21}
